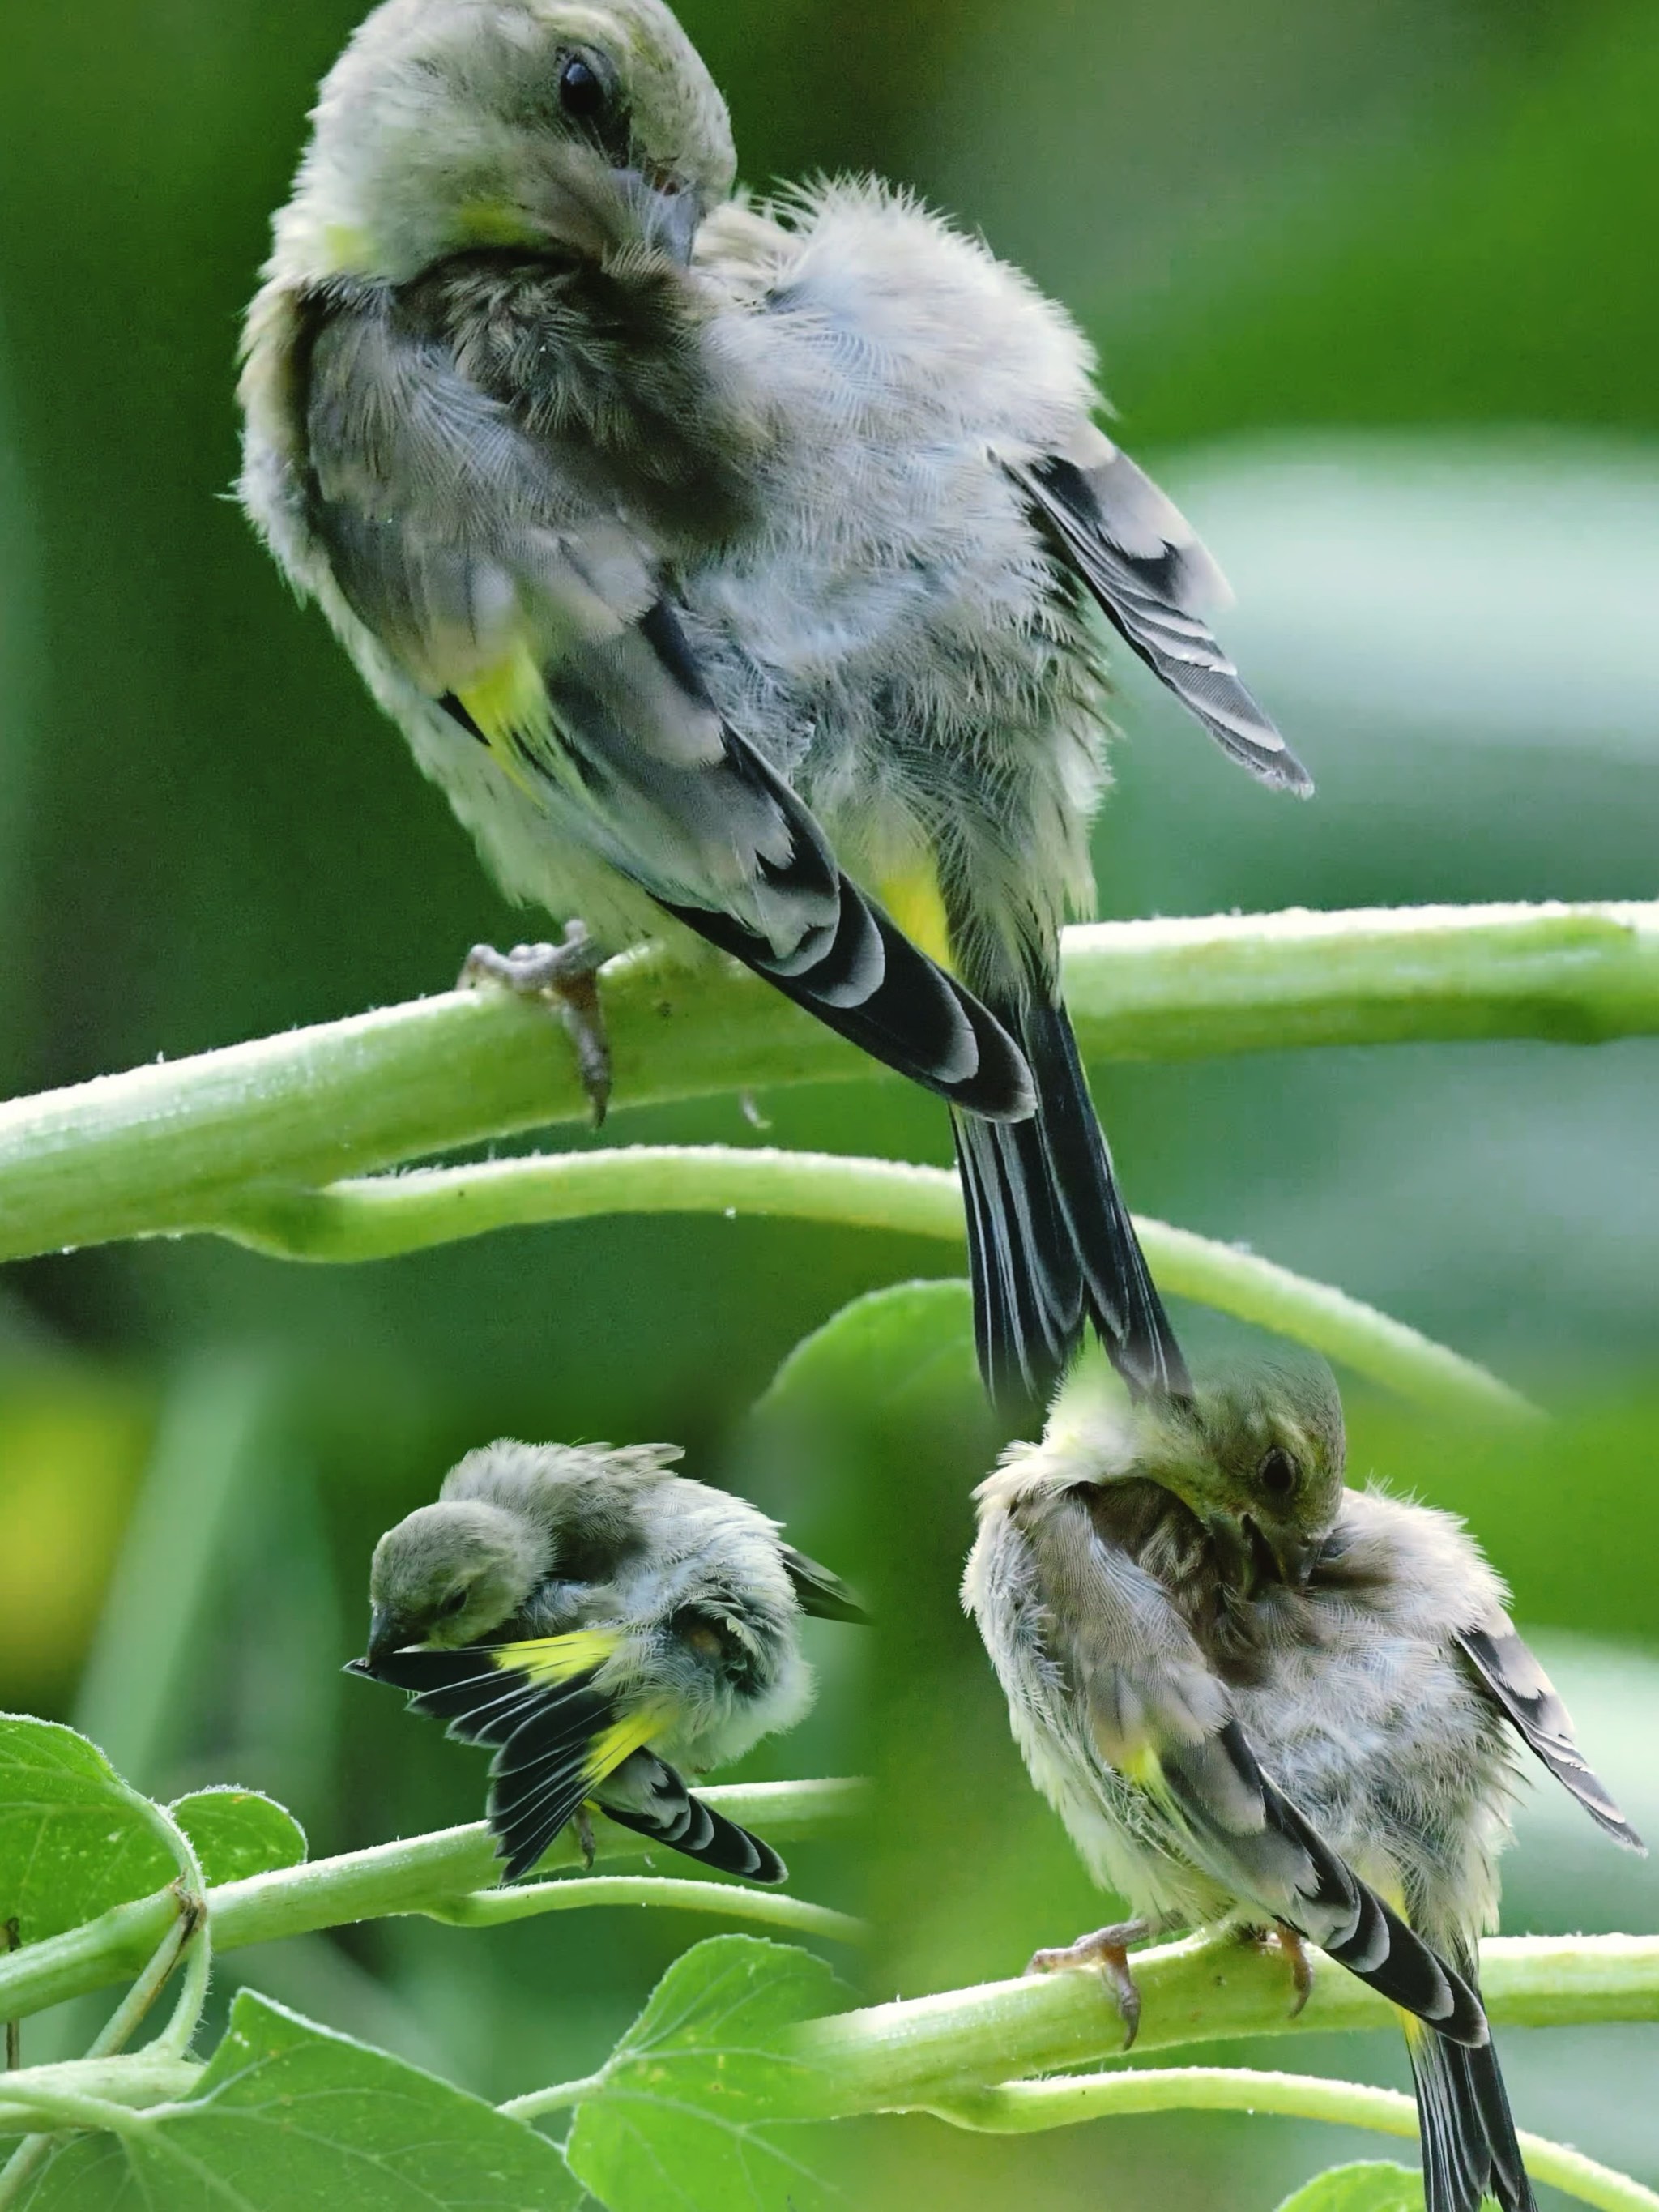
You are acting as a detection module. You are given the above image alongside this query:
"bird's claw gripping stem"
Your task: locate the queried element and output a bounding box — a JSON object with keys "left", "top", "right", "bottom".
{"left": 1026, "top": 1916, "right": 1153, "bottom": 2050}
{"left": 460, "top": 920, "right": 612, "bottom": 1125}
{"left": 1260, "top": 1921, "right": 1315, "bottom": 2018}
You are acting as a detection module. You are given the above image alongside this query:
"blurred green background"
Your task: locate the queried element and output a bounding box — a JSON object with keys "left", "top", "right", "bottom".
{"left": 0, "top": 0, "right": 1655, "bottom": 2203}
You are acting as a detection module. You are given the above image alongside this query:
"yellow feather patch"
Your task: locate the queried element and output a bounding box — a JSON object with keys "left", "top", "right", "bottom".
{"left": 321, "top": 220, "right": 375, "bottom": 275}
{"left": 454, "top": 199, "right": 546, "bottom": 251}
{"left": 496, "top": 1628, "right": 624, "bottom": 1686}
{"left": 583, "top": 1706, "right": 671, "bottom": 1785}
{"left": 1120, "top": 1742, "right": 1165, "bottom": 1791}
{"left": 873, "top": 858, "right": 954, "bottom": 971}
{"left": 456, "top": 647, "right": 557, "bottom": 799}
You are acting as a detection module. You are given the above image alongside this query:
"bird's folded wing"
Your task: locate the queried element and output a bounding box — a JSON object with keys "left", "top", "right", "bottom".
{"left": 1457, "top": 1620, "right": 1645, "bottom": 1852}
{"left": 305, "top": 297, "right": 1032, "bottom": 1119}
{"left": 1158, "top": 1718, "right": 1486, "bottom": 2044}
{"left": 1005, "top": 444, "right": 1311, "bottom": 794}
{"left": 1026, "top": 1488, "right": 1485, "bottom": 2044}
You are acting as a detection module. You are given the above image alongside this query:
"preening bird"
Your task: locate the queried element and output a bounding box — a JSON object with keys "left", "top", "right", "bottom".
{"left": 240, "top": 0, "right": 1307, "bottom": 1411}
{"left": 963, "top": 1360, "right": 1643, "bottom": 2212}
{"left": 350, "top": 1437, "right": 864, "bottom": 1881}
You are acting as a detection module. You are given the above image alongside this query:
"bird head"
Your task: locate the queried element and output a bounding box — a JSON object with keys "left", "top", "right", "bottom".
{"left": 1137, "top": 1360, "right": 1348, "bottom": 1597}
{"left": 276, "top": 0, "right": 735, "bottom": 286}
{"left": 365, "top": 1497, "right": 552, "bottom": 1663}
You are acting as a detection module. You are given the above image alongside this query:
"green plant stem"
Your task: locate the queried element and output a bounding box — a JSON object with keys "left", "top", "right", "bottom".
{"left": 499, "top": 2071, "right": 608, "bottom": 2123}
{"left": 0, "top": 1903, "right": 204, "bottom": 2209}
{"left": 0, "top": 2056, "right": 198, "bottom": 2132}
{"left": 0, "top": 2053, "right": 201, "bottom": 2206}
{"left": 0, "top": 1780, "right": 864, "bottom": 2026}
{"left": 423, "top": 1873, "right": 864, "bottom": 1945}
{"left": 1, "top": 901, "right": 1655, "bottom": 1267}
{"left": 926, "top": 2065, "right": 1659, "bottom": 2212}
{"left": 219, "top": 1147, "right": 1531, "bottom": 1421}
{"left": 800, "top": 1929, "right": 1659, "bottom": 2113}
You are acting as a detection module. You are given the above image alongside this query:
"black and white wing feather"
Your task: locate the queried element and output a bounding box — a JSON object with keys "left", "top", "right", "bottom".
{"left": 1458, "top": 1622, "right": 1644, "bottom": 1853}
{"left": 1009, "top": 446, "right": 1311, "bottom": 795}
{"left": 778, "top": 1544, "right": 870, "bottom": 1625}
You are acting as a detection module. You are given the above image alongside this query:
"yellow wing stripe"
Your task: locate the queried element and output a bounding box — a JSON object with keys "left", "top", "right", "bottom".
{"left": 872, "top": 857, "right": 955, "bottom": 971}
{"left": 495, "top": 1628, "right": 624, "bottom": 1687}
{"left": 583, "top": 1706, "right": 672, "bottom": 1786}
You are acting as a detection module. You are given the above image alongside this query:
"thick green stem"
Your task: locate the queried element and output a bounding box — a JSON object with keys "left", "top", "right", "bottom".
{"left": 926, "top": 2066, "right": 1659, "bottom": 2212}
{"left": 0, "top": 1780, "right": 863, "bottom": 2026}
{"left": 1, "top": 902, "right": 1654, "bottom": 1266}
{"left": 218, "top": 1147, "right": 1530, "bottom": 1421}
{"left": 800, "top": 1930, "right": 1659, "bottom": 2113}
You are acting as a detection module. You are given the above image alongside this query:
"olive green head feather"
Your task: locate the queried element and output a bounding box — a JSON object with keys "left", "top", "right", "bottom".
{"left": 367, "top": 1497, "right": 552, "bottom": 1661}
{"left": 275, "top": 0, "right": 735, "bottom": 284}
{"left": 1143, "top": 1358, "right": 1347, "bottom": 1593}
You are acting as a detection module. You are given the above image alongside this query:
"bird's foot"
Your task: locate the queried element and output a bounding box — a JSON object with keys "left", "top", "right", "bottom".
{"left": 1026, "top": 1917, "right": 1154, "bottom": 2050}
{"left": 572, "top": 1804, "right": 597, "bottom": 1871}
{"left": 460, "top": 921, "right": 611, "bottom": 1126}
{"left": 1249, "top": 1921, "right": 1314, "bottom": 2018}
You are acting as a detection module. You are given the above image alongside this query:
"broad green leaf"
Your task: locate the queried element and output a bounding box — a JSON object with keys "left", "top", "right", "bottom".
{"left": 565, "top": 1934, "right": 850, "bottom": 2212}
{"left": 1275, "top": 2162, "right": 1426, "bottom": 2212}
{"left": 169, "top": 1787, "right": 307, "bottom": 1887}
{"left": 759, "top": 1279, "right": 979, "bottom": 1428}
{"left": 0, "top": 1715, "right": 179, "bottom": 1942}
{"left": 17, "top": 1990, "right": 580, "bottom": 2210}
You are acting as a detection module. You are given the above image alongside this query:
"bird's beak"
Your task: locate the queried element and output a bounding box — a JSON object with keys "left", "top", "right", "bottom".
{"left": 616, "top": 167, "right": 698, "bottom": 266}
{"left": 1275, "top": 1533, "right": 1320, "bottom": 1591}
{"left": 365, "top": 1604, "right": 402, "bottom": 1671}
{"left": 1207, "top": 1514, "right": 1298, "bottom": 1599}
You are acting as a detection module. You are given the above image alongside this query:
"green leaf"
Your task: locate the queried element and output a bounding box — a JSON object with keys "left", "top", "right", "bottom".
{"left": 758, "top": 1279, "right": 980, "bottom": 1429}
{"left": 0, "top": 1715, "right": 177, "bottom": 1943}
{"left": 565, "top": 1934, "right": 850, "bottom": 2212}
{"left": 168, "top": 1787, "right": 306, "bottom": 1887}
{"left": 1275, "top": 2163, "right": 1426, "bottom": 2212}
{"left": 16, "top": 1990, "right": 582, "bottom": 2210}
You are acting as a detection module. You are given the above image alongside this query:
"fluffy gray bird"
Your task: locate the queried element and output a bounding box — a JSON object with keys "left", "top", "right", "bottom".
{"left": 351, "top": 1437, "right": 864, "bottom": 1881}
{"left": 239, "top": 0, "right": 1307, "bottom": 1411}
{"left": 963, "top": 1360, "right": 1642, "bottom": 2212}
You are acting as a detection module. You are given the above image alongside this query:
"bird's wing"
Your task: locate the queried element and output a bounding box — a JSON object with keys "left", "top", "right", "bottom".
{"left": 1004, "top": 441, "right": 1311, "bottom": 794}
{"left": 778, "top": 1544, "right": 870, "bottom": 1625}
{"left": 1024, "top": 1486, "right": 1486, "bottom": 2043}
{"left": 302, "top": 296, "right": 1031, "bottom": 1120}
{"left": 349, "top": 1631, "right": 665, "bottom": 1881}
{"left": 1457, "top": 1620, "right": 1645, "bottom": 1853}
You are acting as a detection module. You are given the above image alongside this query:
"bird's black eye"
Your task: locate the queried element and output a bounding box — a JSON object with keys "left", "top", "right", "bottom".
{"left": 1258, "top": 1446, "right": 1298, "bottom": 1501}
{"left": 558, "top": 54, "right": 610, "bottom": 122}
{"left": 437, "top": 1588, "right": 469, "bottom": 1620}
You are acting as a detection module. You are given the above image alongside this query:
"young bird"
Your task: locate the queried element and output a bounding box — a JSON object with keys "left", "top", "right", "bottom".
{"left": 351, "top": 1437, "right": 864, "bottom": 1882}
{"left": 964, "top": 1361, "right": 1642, "bottom": 2212}
{"left": 240, "top": 0, "right": 1308, "bottom": 1411}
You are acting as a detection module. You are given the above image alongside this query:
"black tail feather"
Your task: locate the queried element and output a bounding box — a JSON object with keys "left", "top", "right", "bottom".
{"left": 953, "top": 995, "right": 1190, "bottom": 1410}
{"left": 656, "top": 729, "right": 1034, "bottom": 1121}
{"left": 600, "top": 1758, "right": 788, "bottom": 1884}
{"left": 1409, "top": 2013, "right": 1536, "bottom": 2212}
